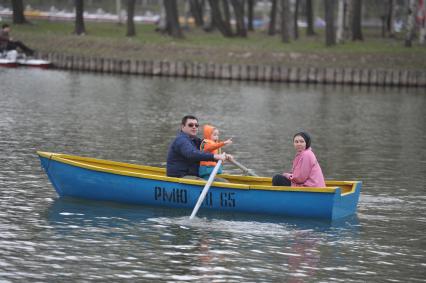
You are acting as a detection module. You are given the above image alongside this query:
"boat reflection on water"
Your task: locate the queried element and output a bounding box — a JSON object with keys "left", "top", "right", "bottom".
{"left": 46, "top": 197, "right": 360, "bottom": 233}
{"left": 45, "top": 197, "right": 360, "bottom": 281}
{"left": 45, "top": 197, "right": 191, "bottom": 230}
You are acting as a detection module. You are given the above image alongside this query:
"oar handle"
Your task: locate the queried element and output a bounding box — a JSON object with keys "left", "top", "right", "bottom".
{"left": 189, "top": 160, "right": 223, "bottom": 220}
{"left": 229, "top": 158, "right": 258, "bottom": 177}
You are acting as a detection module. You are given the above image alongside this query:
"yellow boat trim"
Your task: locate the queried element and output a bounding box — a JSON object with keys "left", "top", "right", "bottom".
{"left": 37, "top": 151, "right": 359, "bottom": 195}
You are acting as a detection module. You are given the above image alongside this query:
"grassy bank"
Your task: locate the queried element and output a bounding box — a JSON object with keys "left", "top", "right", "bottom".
{"left": 10, "top": 20, "right": 426, "bottom": 70}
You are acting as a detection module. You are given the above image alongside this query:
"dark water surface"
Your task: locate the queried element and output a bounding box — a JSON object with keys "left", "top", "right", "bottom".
{"left": 0, "top": 69, "right": 425, "bottom": 282}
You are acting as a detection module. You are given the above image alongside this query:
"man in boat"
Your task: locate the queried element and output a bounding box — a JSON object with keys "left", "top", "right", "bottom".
{"left": 0, "top": 24, "right": 35, "bottom": 57}
{"left": 166, "top": 115, "right": 231, "bottom": 178}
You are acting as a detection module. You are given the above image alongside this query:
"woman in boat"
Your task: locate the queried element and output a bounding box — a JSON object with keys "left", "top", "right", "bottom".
{"left": 272, "top": 132, "right": 325, "bottom": 187}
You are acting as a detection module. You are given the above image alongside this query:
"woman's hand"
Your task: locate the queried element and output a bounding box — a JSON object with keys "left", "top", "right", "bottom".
{"left": 283, "top": 173, "right": 292, "bottom": 179}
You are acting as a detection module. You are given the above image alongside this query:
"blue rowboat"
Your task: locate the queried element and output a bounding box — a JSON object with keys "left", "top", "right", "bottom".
{"left": 37, "top": 151, "right": 362, "bottom": 220}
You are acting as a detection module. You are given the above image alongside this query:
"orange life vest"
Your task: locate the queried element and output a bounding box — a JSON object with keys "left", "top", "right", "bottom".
{"left": 200, "top": 125, "right": 225, "bottom": 167}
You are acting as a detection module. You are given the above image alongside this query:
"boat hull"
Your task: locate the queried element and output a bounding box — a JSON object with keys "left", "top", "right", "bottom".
{"left": 0, "top": 58, "right": 18, "bottom": 68}
{"left": 18, "top": 59, "right": 52, "bottom": 69}
{"left": 38, "top": 152, "right": 361, "bottom": 220}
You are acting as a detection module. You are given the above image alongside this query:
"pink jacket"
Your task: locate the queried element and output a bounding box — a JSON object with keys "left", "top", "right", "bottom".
{"left": 287, "top": 148, "right": 325, "bottom": 187}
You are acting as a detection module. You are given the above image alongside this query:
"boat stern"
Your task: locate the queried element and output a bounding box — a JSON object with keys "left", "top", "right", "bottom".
{"left": 331, "top": 181, "right": 362, "bottom": 220}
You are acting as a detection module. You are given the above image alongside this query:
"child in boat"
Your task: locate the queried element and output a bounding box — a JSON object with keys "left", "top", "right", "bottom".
{"left": 272, "top": 132, "right": 325, "bottom": 187}
{"left": 199, "top": 124, "right": 232, "bottom": 180}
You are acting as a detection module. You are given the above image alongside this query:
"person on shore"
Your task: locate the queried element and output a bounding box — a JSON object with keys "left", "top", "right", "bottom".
{"left": 166, "top": 115, "right": 231, "bottom": 179}
{"left": 272, "top": 132, "right": 326, "bottom": 187}
{"left": 199, "top": 124, "right": 232, "bottom": 180}
{"left": 0, "top": 24, "right": 35, "bottom": 57}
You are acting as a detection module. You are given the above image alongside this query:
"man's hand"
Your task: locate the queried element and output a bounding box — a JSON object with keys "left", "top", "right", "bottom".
{"left": 214, "top": 153, "right": 226, "bottom": 161}
{"left": 214, "top": 152, "right": 233, "bottom": 162}
{"left": 225, "top": 153, "right": 233, "bottom": 161}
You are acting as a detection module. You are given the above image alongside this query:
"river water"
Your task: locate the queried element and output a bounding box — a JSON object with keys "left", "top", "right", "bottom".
{"left": 0, "top": 68, "right": 425, "bottom": 282}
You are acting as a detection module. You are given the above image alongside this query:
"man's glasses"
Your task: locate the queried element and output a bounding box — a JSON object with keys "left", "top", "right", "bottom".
{"left": 186, "top": 123, "right": 199, "bottom": 128}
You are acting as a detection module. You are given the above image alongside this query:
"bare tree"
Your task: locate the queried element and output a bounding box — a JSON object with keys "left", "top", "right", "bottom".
{"left": 344, "top": 0, "right": 353, "bottom": 40}
{"left": 268, "top": 0, "right": 278, "bottom": 35}
{"left": 387, "top": 0, "right": 396, "bottom": 37}
{"left": 405, "top": 0, "right": 417, "bottom": 47}
{"left": 164, "top": 0, "right": 184, "bottom": 38}
{"left": 420, "top": 0, "right": 426, "bottom": 44}
{"left": 306, "top": 0, "right": 315, "bottom": 35}
{"left": 281, "top": 0, "right": 290, "bottom": 43}
{"left": 324, "top": 0, "right": 336, "bottom": 46}
{"left": 247, "top": 0, "right": 255, "bottom": 31}
{"left": 294, "top": 0, "right": 300, "bottom": 39}
{"left": 116, "top": 0, "right": 124, "bottom": 24}
{"left": 336, "top": 0, "right": 345, "bottom": 43}
{"left": 126, "top": 0, "right": 136, "bottom": 36}
{"left": 74, "top": 0, "right": 86, "bottom": 35}
{"left": 11, "top": 0, "right": 28, "bottom": 24}
{"left": 352, "top": 0, "right": 363, "bottom": 40}
{"left": 230, "top": 0, "right": 247, "bottom": 37}
{"left": 222, "top": 0, "right": 232, "bottom": 33}
{"left": 189, "top": 0, "right": 204, "bottom": 27}
{"left": 208, "top": 0, "right": 233, "bottom": 37}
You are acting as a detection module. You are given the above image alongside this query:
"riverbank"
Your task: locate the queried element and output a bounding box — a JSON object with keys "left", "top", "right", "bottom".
{"left": 11, "top": 20, "right": 426, "bottom": 86}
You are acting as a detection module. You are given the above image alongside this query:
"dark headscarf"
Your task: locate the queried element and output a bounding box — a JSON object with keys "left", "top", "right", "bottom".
{"left": 293, "top": 132, "right": 311, "bottom": 149}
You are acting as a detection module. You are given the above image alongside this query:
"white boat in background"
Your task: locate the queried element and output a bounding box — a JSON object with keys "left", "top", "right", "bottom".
{"left": 17, "top": 58, "right": 52, "bottom": 69}
{"left": 0, "top": 50, "right": 18, "bottom": 67}
{"left": 1, "top": 50, "right": 51, "bottom": 69}
{"left": 0, "top": 57, "right": 18, "bottom": 68}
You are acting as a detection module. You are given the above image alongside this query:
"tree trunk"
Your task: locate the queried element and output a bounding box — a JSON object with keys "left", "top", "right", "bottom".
{"left": 294, "top": 0, "right": 299, "bottom": 39}
{"left": 324, "top": 0, "right": 336, "bottom": 46}
{"left": 74, "top": 0, "right": 86, "bottom": 35}
{"left": 164, "top": 0, "right": 184, "bottom": 38}
{"left": 418, "top": 0, "right": 426, "bottom": 44}
{"left": 387, "top": 0, "right": 396, "bottom": 37}
{"left": 183, "top": 0, "right": 190, "bottom": 29}
{"left": 203, "top": 0, "right": 214, "bottom": 31}
{"left": 336, "top": 0, "right": 345, "bottom": 43}
{"left": 208, "top": 0, "right": 233, "bottom": 37}
{"left": 157, "top": 0, "right": 167, "bottom": 30}
{"left": 222, "top": 0, "right": 232, "bottom": 33}
{"left": 247, "top": 0, "right": 255, "bottom": 31}
{"left": 126, "top": 0, "right": 136, "bottom": 36}
{"left": 405, "top": 0, "right": 417, "bottom": 47}
{"left": 189, "top": 0, "right": 204, "bottom": 27}
{"left": 12, "top": 0, "right": 28, "bottom": 24}
{"left": 230, "top": 0, "right": 247, "bottom": 37}
{"left": 351, "top": 0, "right": 363, "bottom": 41}
{"left": 281, "top": 0, "right": 290, "bottom": 43}
{"left": 268, "top": 0, "right": 277, "bottom": 35}
{"left": 344, "top": 0, "right": 353, "bottom": 40}
{"left": 262, "top": 0, "right": 269, "bottom": 31}
{"left": 306, "top": 0, "right": 315, "bottom": 35}
{"left": 116, "top": 0, "right": 124, "bottom": 24}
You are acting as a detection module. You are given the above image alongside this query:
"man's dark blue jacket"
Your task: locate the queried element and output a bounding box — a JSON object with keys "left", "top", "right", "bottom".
{"left": 166, "top": 131, "right": 215, "bottom": 177}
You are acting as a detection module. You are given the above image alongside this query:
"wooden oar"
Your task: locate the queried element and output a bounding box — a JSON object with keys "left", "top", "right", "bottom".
{"left": 229, "top": 158, "right": 258, "bottom": 176}
{"left": 189, "top": 160, "right": 223, "bottom": 220}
